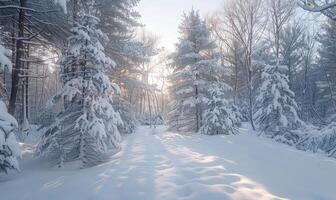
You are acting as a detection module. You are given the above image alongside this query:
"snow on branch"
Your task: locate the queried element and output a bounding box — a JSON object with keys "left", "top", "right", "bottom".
{"left": 298, "top": 0, "right": 336, "bottom": 19}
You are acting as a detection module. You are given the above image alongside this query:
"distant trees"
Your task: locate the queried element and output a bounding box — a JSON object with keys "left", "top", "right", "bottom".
{"left": 316, "top": 20, "right": 336, "bottom": 116}
{"left": 216, "top": 0, "right": 265, "bottom": 130}
{"left": 280, "top": 22, "right": 305, "bottom": 89}
{"left": 0, "top": 0, "right": 68, "bottom": 135}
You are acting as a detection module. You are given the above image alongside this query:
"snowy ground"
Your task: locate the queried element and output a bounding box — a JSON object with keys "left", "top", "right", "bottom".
{"left": 1, "top": 125, "right": 336, "bottom": 200}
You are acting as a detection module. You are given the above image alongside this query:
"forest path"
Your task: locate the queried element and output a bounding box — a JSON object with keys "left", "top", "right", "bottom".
{"left": 1, "top": 125, "right": 336, "bottom": 200}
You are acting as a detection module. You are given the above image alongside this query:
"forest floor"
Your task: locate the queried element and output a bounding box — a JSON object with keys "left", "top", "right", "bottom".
{"left": 1, "top": 125, "right": 336, "bottom": 200}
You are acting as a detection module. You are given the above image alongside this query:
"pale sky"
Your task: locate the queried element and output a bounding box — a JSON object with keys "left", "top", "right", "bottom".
{"left": 137, "top": 0, "right": 223, "bottom": 51}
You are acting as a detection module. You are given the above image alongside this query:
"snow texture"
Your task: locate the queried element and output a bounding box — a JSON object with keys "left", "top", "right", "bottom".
{"left": 1, "top": 125, "right": 336, "bottom": 200}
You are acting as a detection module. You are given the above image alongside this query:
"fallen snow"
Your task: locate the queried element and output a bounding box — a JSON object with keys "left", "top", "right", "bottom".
{"left": 1, "top": 125, "right": 336, "bottom": 200}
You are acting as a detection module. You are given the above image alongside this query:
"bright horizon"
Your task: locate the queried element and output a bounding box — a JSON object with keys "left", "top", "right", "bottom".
{"left": 137, "top": 0, "right": 223, "bottom": 51}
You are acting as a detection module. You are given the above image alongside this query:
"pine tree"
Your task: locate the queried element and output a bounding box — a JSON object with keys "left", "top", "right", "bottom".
{"left": 36, "top": 1, "right": 122, "bottom": 168}
{"left": 316, "top": 20, "right": 336, "bottom": 117}
{"left": 255, "top": 64, "right": 303, "bottom": 143}
{"left": 99, "top": 0, "right": 147, "bottom": 134}
{"left": 168, "top": 9, "right": 220, "bottom": 132}
{"left": 199, "top": 82, "right": 241, "bottom": 135}
{"left": 0, "top": 44, "right": 21, "bottom": 173}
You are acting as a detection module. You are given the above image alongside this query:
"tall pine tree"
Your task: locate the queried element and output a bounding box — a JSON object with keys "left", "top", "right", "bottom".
{"left": 168, "top": 9, "right": 239, "bottom": 134}
{"left": 36, "top": 1, "right": 122, "bottom": 167}
{"left": 316, "top": 20, "right": 336, "bottom": 118}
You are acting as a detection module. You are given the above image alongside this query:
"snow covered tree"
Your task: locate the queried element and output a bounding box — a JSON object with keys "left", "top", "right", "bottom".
{"left": 221, "top": 0, "right": 265, "bottom": 130}
{"left": 280, "top": 23, "right": 305, "bottom": 89}
{"left": 255, "top": 64, "right": 303, "bottom": 143}
{"left": 168, "top": 9, "right": 221, "bottom": 132}
{"left": 316, "top": 20, "right": 336, "bottom": 117}
{"left": 36, "top": 1, "right": 122, "bottom": 168}
{"left": 0, "top": 44, "right": 21, "bottom": 173}
{"left": 0, "top": 101, "right": 21, "bottom": 174}
{"left": 199, "top": 82, "right": 241, "bottom": 135}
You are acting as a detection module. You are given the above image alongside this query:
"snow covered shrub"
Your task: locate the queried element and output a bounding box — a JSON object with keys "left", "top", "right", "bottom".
{"left": 255, "top": 65, "right": 303, "bottom": 142}
{"left": 199, "top": 82, "right": 241, "bottom": 135}
{"left": 36, "top": 2, "right": 122, "bottom": 168}
{"left": 0, "top": 101, "right": 21, "bottom": 173}
{"left": 296, "top": 123, "right": 336, "bottom": 158}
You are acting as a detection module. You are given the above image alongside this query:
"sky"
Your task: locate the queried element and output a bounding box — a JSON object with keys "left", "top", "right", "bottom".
{"left": 137, "top": 0, "right": 223, "bottom": 51}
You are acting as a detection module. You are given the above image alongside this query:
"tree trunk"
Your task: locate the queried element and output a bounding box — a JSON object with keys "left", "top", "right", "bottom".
{"left": 9, "top": 0, "right": 26, "bottom": 115}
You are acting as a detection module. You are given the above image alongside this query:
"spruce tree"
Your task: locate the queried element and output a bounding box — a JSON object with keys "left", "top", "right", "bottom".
{"left": 168, "top": 9, "right": 219, "bottom": 132}
{"left": 36, "top": 1, "right": 122, "bottom": 167}
{"left": 168, "top": 10, "right": 240, "bottom": 134}
{"left": 0, "top": 44, "right": 21, "bottom": 173}
{"left": 199, "top": 82, "right": 241, "bottom": 135}
{"left": 316, "top": 20, "right": 336, "bottom": 117}
{"left": 255, "top": 64, "right": 303, "bottom": 143}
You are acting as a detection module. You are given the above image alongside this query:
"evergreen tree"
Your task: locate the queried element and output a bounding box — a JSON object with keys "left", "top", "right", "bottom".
{"left": 36, "top": 1, "right": 122, "bottom": 167}
{"left": 0, "top": 44, "right": 21, "bottom": 173}
{"left": 100, "top": 0, "right": 149, "bottom": 134}
{"left": 199, "top": 82, "right": 241, "bottom": 135}
{"left": 280, "top": 23, "right": 305, "bottom": 89}
{"left": 316, "top": 20, "right": 336, "bottom": 118}
{"left": 255, "top": 64, "right": 303, "bottom": 143}
{"left": 168, "top": 9, "right": 220, "bottom": 132}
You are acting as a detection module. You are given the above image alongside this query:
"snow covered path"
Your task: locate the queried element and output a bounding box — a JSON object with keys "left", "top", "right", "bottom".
{"left": 1, "top": 126, "right": 336, "bottom": 200}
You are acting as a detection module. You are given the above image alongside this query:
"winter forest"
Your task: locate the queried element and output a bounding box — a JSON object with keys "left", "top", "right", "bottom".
{"left": 1, "top": 0, "right": 336, "bottom": 199}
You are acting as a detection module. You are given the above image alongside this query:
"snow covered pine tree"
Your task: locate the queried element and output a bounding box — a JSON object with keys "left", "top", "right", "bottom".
{"left": 0, "top": 44, "right": 21, "bottom": 173}
{"left": 168, "top": 9, "right": 240, "bottom": 134}
{"left": 199, "top": 82, "right": 241, "bottom": 135}
{"left": 255, "top": 64, "right": 303, "bottom": 144}
{"left": 36, "top": 1, "right": 122, "bottom": 168}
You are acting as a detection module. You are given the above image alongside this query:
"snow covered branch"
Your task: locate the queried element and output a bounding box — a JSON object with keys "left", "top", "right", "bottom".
{"left": 298, "top": 0, "right": 336, "bottom": 19}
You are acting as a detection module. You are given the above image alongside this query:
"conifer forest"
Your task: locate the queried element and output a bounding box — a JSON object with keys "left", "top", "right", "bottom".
{"left": 1, "top": 0, "right": 336, "bottom": 200}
